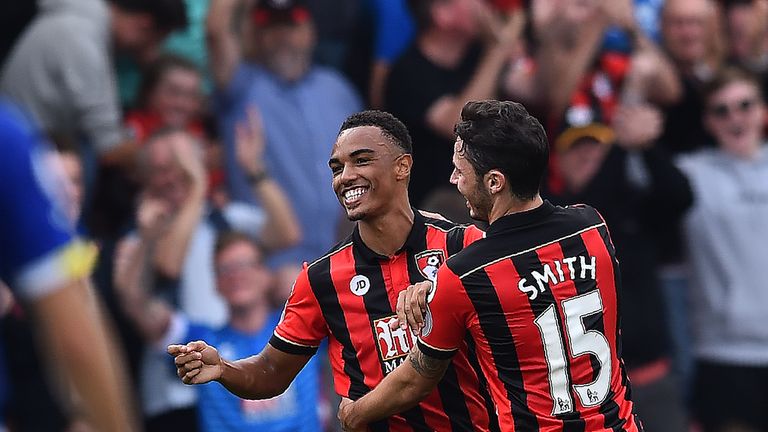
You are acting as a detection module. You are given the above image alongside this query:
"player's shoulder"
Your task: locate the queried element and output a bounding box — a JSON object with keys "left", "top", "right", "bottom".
{"left": 306, "top": 234, "right": 355, "bottom": 271}
{"left": 417, "top": 209, "right": 471, "bottom": 232}
{"left": 558, "top": 203, "right": 605, "bottom": 226}
{"left": 442, "top": 235, "right": 490, "bottom": 280}
{"left": 0, "top": 99, "right": 37, "bottom": 150}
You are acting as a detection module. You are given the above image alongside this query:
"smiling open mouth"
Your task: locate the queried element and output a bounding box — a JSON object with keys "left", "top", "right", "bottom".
{"left": 343, "top": 186, "right": 369, "bottom": 206}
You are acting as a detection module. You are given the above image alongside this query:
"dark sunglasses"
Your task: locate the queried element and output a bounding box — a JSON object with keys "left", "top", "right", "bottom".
{"left": 708, "top": 98, "right": 758, "bottom": 119}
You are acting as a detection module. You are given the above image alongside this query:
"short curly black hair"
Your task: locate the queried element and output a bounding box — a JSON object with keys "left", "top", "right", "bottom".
{"left": 339, "top": 110, "right": 413, "bottom": 154}
{"left": 454, "top": 100, "right": 549, "bottom": 201}
{"left": 109, "top": 0, "right": 188, "bottom": 33}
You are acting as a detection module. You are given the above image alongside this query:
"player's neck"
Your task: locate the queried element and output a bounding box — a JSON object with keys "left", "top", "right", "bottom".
{"left": 488, "top": 194, "right": 543, "bottom": 225}
{"left": 228, "top": 302, "right": 269, "bottom": 334}
{"left": 358, "top": 203, "right": 415, "bottom": 257}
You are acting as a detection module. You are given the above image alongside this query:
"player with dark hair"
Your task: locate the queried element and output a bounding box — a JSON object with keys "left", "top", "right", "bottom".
{"left": 339, "top": 100, "right": 642, "bottom": 431}
{"left": 169, "top": 110, "right": 500, "bottom": 431}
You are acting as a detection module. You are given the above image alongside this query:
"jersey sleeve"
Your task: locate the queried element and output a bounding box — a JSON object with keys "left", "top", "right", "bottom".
{"left": 417, "top": 264, "right": 470, "bottom": 359}
{"left": 269, "top": 264, "right": 327, "bottom": 356}
{"left": 0, "top": 102, "right": 96, "bottom": 300}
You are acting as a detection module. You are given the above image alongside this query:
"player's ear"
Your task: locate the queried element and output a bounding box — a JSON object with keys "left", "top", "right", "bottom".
{"left": 486, "top": 170, "right": 506, "bottom": 195}
{"left": 395, "top": 153, "right": 413, "bottom": 181}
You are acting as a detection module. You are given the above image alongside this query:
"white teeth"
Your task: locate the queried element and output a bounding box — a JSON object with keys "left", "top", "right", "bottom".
{"left": 344, "top": 187, "right": 367, "bottom": 202}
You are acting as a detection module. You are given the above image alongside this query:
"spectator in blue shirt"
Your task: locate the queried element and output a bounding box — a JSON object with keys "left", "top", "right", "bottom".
{"left": 206, "top": 0, "right": 362, "bottom": 301}
{"left": 115, "top": 208, "right": 322, "bottom": 431}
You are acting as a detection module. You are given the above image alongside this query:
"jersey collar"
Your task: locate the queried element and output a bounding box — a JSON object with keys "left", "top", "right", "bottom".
{"left": 486, "top": 200, "right": 556, "bottom": 236}
{"left": 352, "top": 208, "right": 427, "bottom": 262}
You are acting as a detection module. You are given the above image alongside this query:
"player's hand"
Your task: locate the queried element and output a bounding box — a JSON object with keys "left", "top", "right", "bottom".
{"left": 338, "top": 397, "right": 365, "bottom": 432}
{"left": 167, "top": 340, "right": 223, "bottom": 385}
{"left": 392, "top": 281, "right": 432, "bottom": 336}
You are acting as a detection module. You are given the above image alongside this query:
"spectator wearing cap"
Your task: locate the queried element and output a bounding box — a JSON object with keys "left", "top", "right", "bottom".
{"left": 206, "top": 0, "right": 361, "bottom": 299}
{"left": 677, "top": 66, "right": 768, "bottom": 432}
{"left": 0, "top": 0, "right": 188, "bottom": 165}
{"left": 543, "top": 101, "right": 693, "bottom": 432}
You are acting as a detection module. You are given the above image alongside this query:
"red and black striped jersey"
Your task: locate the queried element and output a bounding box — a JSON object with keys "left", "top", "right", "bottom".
{"left": 270, "top": 210, "right": 496, "bottom": 431}
{"left": 419, "top": 202, "right": 642, "bottom": 431}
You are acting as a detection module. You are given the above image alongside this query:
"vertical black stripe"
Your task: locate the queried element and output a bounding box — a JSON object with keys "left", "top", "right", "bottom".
{"left": 465, "top": 335, "right": 501, "bottom": 432}
{"left": 446, "top": 227, "right": 466, "bottom": 257}
{"left": 307, "top": 256, "right": 389, "bottom": 432}
{"left": 408, "top": 231, "right": 474, "bottom": 431}
{"left": 353, "top": 247, "right": 429, "bottom": 431}
{"left": 510, "top": 252, "right": 586, "bottom": 432}
{"left": 307, "top": 257, "right": 368, "bottom": 398}
{"left": 463, "top": 268, "right": 539, "bottom": 431}
{"left": 596, "top": 225, "right": 632, "bottom": 432}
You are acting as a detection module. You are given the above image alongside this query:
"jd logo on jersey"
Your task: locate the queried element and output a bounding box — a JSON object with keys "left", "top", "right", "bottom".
{"left": 349, "top": 275, "right": 370, "bottom": 296}
{"left": 415, "top": 250, "right": 444, "bottom": 283}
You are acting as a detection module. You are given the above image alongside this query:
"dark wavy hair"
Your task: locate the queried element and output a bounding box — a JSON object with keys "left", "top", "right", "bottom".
{"left": 454, "top": 100, "right": 549, "bottom": 201}
{"left": 339, "top": 110, "right": 413, "bottom": 154}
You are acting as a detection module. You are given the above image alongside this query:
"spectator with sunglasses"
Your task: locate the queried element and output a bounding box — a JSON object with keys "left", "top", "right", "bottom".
{"left": 677, "top": 66, "right": 768, "bottom": 432}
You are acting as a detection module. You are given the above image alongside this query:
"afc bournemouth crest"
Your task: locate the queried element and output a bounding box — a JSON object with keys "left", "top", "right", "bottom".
{"left": 414, "top": 250, "right": 444, "bottom": 283}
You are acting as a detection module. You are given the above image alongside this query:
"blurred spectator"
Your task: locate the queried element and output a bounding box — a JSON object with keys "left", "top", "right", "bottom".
{"left": 114, "top": 207, "right": 321, "bottom": 431}
{"left": 544, "top": 102, "right": 693, "bottom": 432}
{"left": 677, "top": 66, "right": 768, "bottom": 432}
{"left": 530, "top": 0, "right": 681, "bottom": 123}
{"left": 0, "top": 0, "right": 188, "bottom": 164}
{"left": 385, "top": 0, "right": 526, "bottom": 206}
{"left": 207, "top": 0, "right": 361, "bottom": 299}
{"left": 119, "top": 126, "right": 299, "bottom": 430}
{"left": 127, "top": 54, "right": 206, "bottom": 143}
{"left": 91, "top": 54, "right": 207, "bottom": 240}
{"left": 367, "top": 0, "right": 415, "bottom": 108}
{"left": 660, "top": 0, "right": 723, "bottom": 154}
{"left": 722, "top": 0, "right": 768, "bottom": 100}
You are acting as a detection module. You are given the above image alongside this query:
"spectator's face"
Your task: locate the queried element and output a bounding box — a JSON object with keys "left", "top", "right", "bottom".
{"left": 662, "top": 0, "right": 711, "bottom": 65}
{"left": 329, "top": 126, "right": 410, "bottom": 222}
{"left": 112, "top": 11, "right": 167, "bottom": 63}
{"left": 556, "top": 138, "right": 609, "bottom": 194}
{"left": 58, "top": 151, "right": 84, "bottom": 222}
{"left": 215, "top": 241, "right": 271, "bottom": 310}
{"left": 725, "top": 5, "right": 755, "bottom": 62}
{"left": 704, "top": 80, "right": 765, "bottom": 157}
{"left": 256, "top": 21, "right": 315, "bottom": 82}
{"left": 148, "top": 67, "right": 203, "bottom": 128}
{"left": 144, "top": 136, "right": 191, "bottom": 208}
{"left": 434, "top": 0, "right": 479, "bottom": 37}
{"left": 450, "top": 139, "right": 492, "bottom": 221}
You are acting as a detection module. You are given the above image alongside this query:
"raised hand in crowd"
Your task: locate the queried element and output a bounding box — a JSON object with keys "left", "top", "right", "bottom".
{"left": 613, "top": 104, "right": 665, "bottom": 150}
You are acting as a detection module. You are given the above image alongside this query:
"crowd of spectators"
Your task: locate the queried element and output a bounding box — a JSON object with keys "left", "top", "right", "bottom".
{"left": 1, "top": 0, "right": 768, "bottom": 431}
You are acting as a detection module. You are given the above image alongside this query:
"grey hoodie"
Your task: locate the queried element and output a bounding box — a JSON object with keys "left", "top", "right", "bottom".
{"left": 677, "top": 146, "right": 768, "bottom": 366}
{"left": 0, "top": 0, "right": 122, "bottom": 153}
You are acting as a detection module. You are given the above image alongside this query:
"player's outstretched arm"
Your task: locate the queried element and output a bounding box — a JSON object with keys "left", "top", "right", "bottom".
{"left": 169, "top": 340, "right": 311, "bottom": 399}
{"left": 338, "top": 343, "right": 450, "bottom": 430}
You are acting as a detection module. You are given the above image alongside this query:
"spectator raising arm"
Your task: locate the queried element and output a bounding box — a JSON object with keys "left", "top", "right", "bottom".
{"left": 153, "top": 135, "right": 208, "bottom": 279}
{"left": 206, "top": 0, "right": 246, "bottom": 89}
{"left": 114, "top": 197, "right": 174, "bottom": 343}
{"left": 426, "top": 8, "right": 526, "bottom": 139}
{"left": 236, "top": 107, "right": 302, "bottom": 250}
